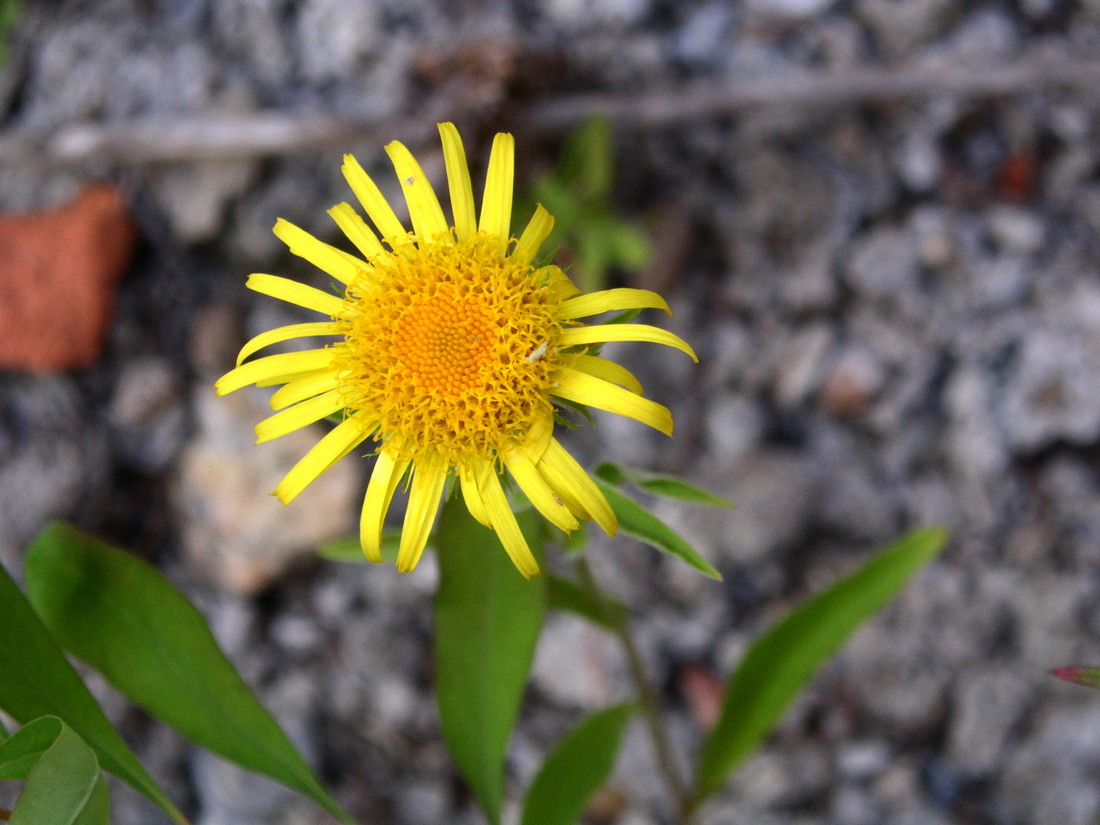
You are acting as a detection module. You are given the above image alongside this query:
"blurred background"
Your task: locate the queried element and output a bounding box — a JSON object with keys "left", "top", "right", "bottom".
{"left": 4, "top": 1, "right": 1100, "bottom": 823}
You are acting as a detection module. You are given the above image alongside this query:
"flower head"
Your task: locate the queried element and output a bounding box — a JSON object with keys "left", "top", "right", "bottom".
{"left": 216, "top": 123, "right": 696, "bottom": 578}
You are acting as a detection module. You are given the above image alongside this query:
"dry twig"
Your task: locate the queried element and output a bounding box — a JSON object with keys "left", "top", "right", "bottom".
{"left": 2, "top": 52, "right": 1099, "bottom": 167}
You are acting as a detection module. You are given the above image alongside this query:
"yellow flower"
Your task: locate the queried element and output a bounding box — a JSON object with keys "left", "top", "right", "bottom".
{"left": 216, "top": 123, "right": 696, "bottom": 578}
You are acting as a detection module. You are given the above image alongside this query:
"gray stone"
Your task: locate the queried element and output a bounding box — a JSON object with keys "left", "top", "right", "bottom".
{"left": 946, "top": 665, "right": 1033, "bottom": 775}
{"left": 545, "top": 0, "right": 652, "bottom": 29}
{"left": 211, "top": 0, "right": 292, "bottom": 87}
{"left": 843, "top": 227, "right": 921, "bottom": 303}
{"left": 670, "top": 4, "right": 736, "bottom": 69}
{"left": 945, "top": 7, "right": 1021, "bottom": 59}
{"left": 667, "top": 453, "right": 817, "bottom": 565}
{"left": 987, "top": 206, "right": 1045, "bottom": 254}
{"left": 774, "top": 323, "right": 834, "bottom": 407}
{"left": 153, "top": 158, "right": 260, "bottom": 244}
{"left": 531, "top": 613, "right": 627, "bottom": 707}
{"left": 296, "top": 0, "right": 382, "bottom": 82}
{"left": 703, "top": 394, "right": 766, "bottom": 461}
{"left": 173, "top": 388, "right": 361, "bottom": 594}
{"left": 855, "top": 0, "right": 954, "bottom": 58}
{"left": 999, "top": 705, "right": 1100, "bottom": 825}
{"left": 831, "top": 785, "right": 883, "bottom": 825}
{"left": 778, "top": 237, "right": 839, "bottom": 313}
{"left": 731, "top": 745, "right": 831, "bottom": 808}
{"left": 395, "top": 778, "right": 450, "bottom": 825}
{"left": 837, "top": 741, "right": 891, "bottom": 781}
{"left": 107, "top": 356, "right": 187, "bottom": 474}
{"left": 747, "top": 0, "right": 838, "bottom": 19}
{"left": 1001, "top": 327, "right": 1100, "bottom": 452}
{"left": 0, "top": 377, "right": 107, "bottom": 568}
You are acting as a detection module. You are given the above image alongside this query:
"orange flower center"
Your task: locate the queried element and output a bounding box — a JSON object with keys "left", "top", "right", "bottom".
{"left": 392, "top": 294, "right": 497, "bottom": 399}
{"left": 331, "top": 232, "right": 565, "bottom": 464}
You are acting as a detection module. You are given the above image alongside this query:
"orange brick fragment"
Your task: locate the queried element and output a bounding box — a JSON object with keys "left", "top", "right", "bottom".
{"left": 0, "top": 184, "right": 136, "bottom": 371}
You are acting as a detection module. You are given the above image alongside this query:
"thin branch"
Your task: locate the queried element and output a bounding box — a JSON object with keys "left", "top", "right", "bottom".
{"left": 527, "top": 51, "right": 1100, "bottom": 131}
{"left": 1, "top": 51, "right": 1099, "bottom": 167}
{"left": 574, "top": 556, "right": 693, "bottom": 818}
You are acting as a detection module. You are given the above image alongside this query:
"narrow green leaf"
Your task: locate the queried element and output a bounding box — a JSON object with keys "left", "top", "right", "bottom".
{"left": 607, "top": 224, "right": 652, "bottom": 270}
{"left": 694, "top": 527, "right": 948, "bottom": 801}
{"left": 595, "top": 463, "right": 731, "bottom": 508}
{"left": 520, "top": 703, "right": 635, "bottom": 825}
{"left": 564, "top": 116, "right": 613, "bottom": 199}
{"left": 434, "top": 499, "right": 547, "bottom": 825}
{"left": 0, "top": 716, "right": 62, "bottom": 780}
{"left": 603, "top": 308, "right": 642, "bottom": 326}
{"left": 319, "top": 531, "right": 401, "bottom": 564}
{"left": 546, "top": 575, "right": 625, "bottom": 631}
{"left": 23, "top": 523, "right": 354, "bottom": 825}
{"left": 1050, "top": 666, "right": 1100, "bottom": 689}
{"left": 4, "top": 716, "right": 107, "bottom": 825}
{"left": 71, "top": 776, "right": 110, "bottom": 825}
{"left": 593, "top": 479, "right": 722, "bottom": 581}
{"left": 0, "top": 558, "right": 185, "bottom": 824}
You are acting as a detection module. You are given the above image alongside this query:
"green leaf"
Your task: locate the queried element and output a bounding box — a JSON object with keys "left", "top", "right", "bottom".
{"left": 0, "top": 557, "right": 185, "bottom": 824}
{"left": 70, "top": 776, "right": 110, "bottom": 825}
{"left": 520, "top": 703, "right": 635, "bottom": 825}
{"left": 0, "top": 716, "right": 61, "bottom": 781}
{"left": 0, "top": 716, "right": 108, "bottom": 825}
{"left": 433, "top": 498, "right": 547, "bottom": 825}
{"left": 595, "top": 463, "right": 731, "bottom": 508}
{"left": 694, "top": 527, "right": 948, "bottom": 801}
{"left": 607, "top": 224, "right": 652, "bottom": 270}
{"left": 562, "top": 116, "right": 613, "bottom": 199}
{"left": 23, "top": 523, "right": 354, "bottom": 825}
{"left": 319, "top": 531, "right": 401, "bottom": 564}
{"left": 593, "top": 479, "right": 722, "bottom": 581}
{"left": 1050, "top": 666, "right": 1100, "bottom": 689}
{"left": 546, "top": 575, "right": 625, "bottom": 631}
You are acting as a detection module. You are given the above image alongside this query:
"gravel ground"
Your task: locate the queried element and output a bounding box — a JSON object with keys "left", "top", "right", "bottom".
{"left": 5, "top": 2, "right": 1100, "bottom": 824}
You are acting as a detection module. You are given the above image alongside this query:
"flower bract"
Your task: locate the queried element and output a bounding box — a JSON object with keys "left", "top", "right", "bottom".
{"left": 216, "top": 123, "right": 696, "bottom": 578}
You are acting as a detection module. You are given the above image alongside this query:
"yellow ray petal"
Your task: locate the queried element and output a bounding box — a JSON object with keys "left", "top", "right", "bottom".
{"left": 478, "top": 132, "right": 515, "bottom": 241}
{"left": 557, "top": 324, "right": 698, "bottom": 362}
{"left": 236, "top": 322, "right": 342, "bottom": 366}
{"left": 254, "top": 389, "right": 345, "bottom": 443}
{"left": 385, "top": 140, "right": 449, "bottom": 241}
{"left": 543, "top": 265, "right": 581, "bottom": 300}
{"left": 519, "top": 412, "right": 555, "bottom": 464}
{"left": 558, "top": 288, "right": 670, "bottom": 320}
{"left": 511, "top": 204, "right": 554, "bottom": 265}
{"left": 256, "top": 368, "right": 326, "bottom": 388}
{"left": 504, "top": 450, "right": 579, "bottom": 534}
{"left": 246, "top": 273, "right": 345, "bottom": 317}
{"left": 272, "top": 218, "right": 366, "bottom": 285}
{"left": 360, "top": 450, "right": 411, "bottom": 562}
{"left": 458, "top": 459, "right": 492, "bottom": 527}
{"left": 273, "top": 415, "right": 375, "bottom": 505}
{"left": 342, "top": 154, "right": 407, "bottom": 243}
{"left": 395, "top": 454, "right": 449, "bottom": 572}
{"left": 571, "top": 354, "right": 644, "bottom": 395}
{"left": 438, "top": 122, "right": 477, "bottom": 240}
{"left": 216, "top": 349, "right": 335, "bottom": 395}
{"left": 269, "top": 370, "right": 341, "bottom": 410}
{"left": 327, "top": 202, "right": 386, "bottom": 262}
{"left": 551, "top": 368, "right": 674, "bottom": 436}
{"left": 539, "top": 438, "right": 617, "bottom": 535}
{"left": 479, "top": 468, "right": 540, "bottom": 578}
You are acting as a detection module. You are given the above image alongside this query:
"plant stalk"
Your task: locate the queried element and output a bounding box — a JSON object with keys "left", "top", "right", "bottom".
{"left": 575, "top": 556, "right": 693, "bottom": 819}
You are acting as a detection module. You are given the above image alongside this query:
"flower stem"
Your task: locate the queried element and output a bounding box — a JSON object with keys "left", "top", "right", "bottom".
{"left": 574, "top": 556, "right": 693, "bottom": 819}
